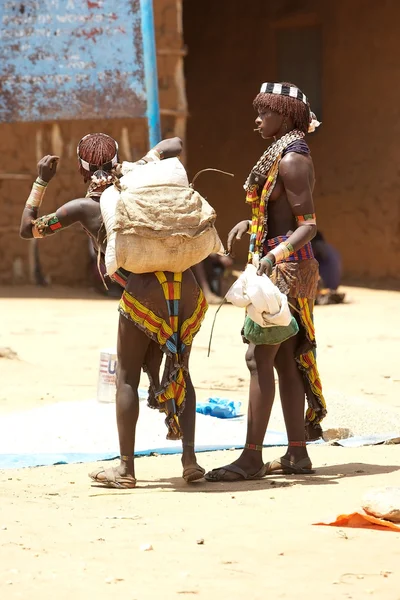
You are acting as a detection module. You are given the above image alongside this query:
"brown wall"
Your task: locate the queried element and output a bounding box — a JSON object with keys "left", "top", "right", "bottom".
{"left": 183, "top": 0, "right": 400, "bottom": 286}
{"left": 2, "top": 0, "right": 399, "bottom": 287}
{"left": 0, "top": 0, "right": 182, "bottom": 286}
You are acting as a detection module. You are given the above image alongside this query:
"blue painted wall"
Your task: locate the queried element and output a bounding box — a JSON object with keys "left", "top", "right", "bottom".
{"left": 0, "top": 0, "right": 147, "bottom": 122}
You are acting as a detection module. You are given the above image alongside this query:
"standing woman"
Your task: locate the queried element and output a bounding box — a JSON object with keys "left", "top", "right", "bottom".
{"left": 206, "top": 82, "right": 326, "bottom": 482}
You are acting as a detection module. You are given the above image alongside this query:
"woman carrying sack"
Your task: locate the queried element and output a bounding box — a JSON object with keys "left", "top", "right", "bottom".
{"left": 19, "top": 134, "right": 207, "bottom": 488}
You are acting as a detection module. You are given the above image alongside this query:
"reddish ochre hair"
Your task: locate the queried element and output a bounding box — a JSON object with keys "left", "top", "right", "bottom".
{"left": 253, "top": 82, "right": 311, "bottom": 134}
{"left": 78, "top": 133, "right": 118, "bottom": 181}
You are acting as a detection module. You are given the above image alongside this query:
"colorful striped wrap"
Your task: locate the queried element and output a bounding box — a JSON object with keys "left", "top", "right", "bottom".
{"left": 119, "top": 272, "right": 208, "bottom": 440}
{"left": 296, "top": 297, "right": 327, "bottom": 435}
{"left": 246, "top": 159, "right": 280, "bottom": 263}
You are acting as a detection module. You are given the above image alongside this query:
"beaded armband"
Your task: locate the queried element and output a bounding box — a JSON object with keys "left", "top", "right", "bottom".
{"left": 31, "top": 213, "right": 62, "bottom": 238}
{"left": 296, "top": 213, "right": 316, "bottom": 226}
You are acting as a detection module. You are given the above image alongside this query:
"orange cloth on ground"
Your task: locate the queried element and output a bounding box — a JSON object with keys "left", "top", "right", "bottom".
{"left": 314, "top": 511, "right": 400, "bottom": 532}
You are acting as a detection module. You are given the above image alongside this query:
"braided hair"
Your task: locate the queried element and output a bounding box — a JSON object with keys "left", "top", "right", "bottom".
{"left": 253, "top": 82, "right": 311, "bottom": 134}
{"left": 78, "top": 133, "right": 119, "bottom": 182}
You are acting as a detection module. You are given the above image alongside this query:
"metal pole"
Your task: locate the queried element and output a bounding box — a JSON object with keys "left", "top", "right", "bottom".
{"left": 140, "top": 0, "right": 161, "bottom": 148}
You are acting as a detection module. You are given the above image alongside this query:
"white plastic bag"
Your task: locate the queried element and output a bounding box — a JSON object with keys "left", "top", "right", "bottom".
{"left": 225, "top": 269, "right": 251, "bottom": 308}
{"left": 225, "top": 264, "right": 292, "bottom": 328}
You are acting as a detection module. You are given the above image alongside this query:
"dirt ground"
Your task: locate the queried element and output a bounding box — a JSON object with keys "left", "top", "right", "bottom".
{"left": 0, "top": 285, "right": 400, "bottom": 599}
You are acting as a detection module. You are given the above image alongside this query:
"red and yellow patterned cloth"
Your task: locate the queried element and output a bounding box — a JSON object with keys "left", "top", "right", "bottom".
{"left": 119, "top": 272, "right": 207, "bottom": 440}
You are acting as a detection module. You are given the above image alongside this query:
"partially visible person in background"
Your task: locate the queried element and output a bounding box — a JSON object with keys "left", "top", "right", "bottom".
{"left": 193, "top": 253, "right": 233, "bottom": 304}
{"left": 311, "top": 231, "right": 345, "bottom": 305}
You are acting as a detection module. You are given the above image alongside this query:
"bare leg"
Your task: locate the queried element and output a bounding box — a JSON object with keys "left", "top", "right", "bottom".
{"left": 89, "top": 315, "right": 150, "bottom": 487}
{"left": 117, "top": 315, "right": 153, "bottom": 474}
{"left": 274, "top": 334, "right": 310, "bottom": 464}
{"left": 179, "top": 354, "right": 204, "bottom": 481}
{"left": 205, "top": 342, "right": 280, "bottom": 481}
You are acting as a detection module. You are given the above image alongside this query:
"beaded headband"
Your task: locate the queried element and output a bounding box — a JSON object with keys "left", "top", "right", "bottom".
{"left": 260, "top": 82, "right": 308, "bottom": 105}
{"left": 259, "top": 83, "right": 321, "bottom": 132}
{"left": 77, "top": 133, "right": 119, "bottom": 172}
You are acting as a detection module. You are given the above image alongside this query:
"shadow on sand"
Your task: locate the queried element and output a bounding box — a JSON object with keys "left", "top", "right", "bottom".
{"left": 88, "top": 461, "right": 400, "bottom": 495}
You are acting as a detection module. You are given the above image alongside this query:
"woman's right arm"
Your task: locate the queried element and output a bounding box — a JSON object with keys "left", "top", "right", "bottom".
{"left": 20, "top": 155, "right": 85, "bottom": 239}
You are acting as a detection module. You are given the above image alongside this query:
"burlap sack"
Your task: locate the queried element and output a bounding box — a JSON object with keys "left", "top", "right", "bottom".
{"left": 115, "top": 184, "right": 216, "bottom": 237}
{"left": 116, "top": 226, "right": 223, "bottom": 274}
{"left": 100, "top": 158, "right": 224, "bottom": 275}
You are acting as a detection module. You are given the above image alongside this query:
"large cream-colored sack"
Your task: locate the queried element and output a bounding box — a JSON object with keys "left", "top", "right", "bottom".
{"left": 120, "top": 156, "right": 189, "bottom": 186}
{"left": 100, "top": 158, "right": 224, "bottom": 275}
{"left": 116, "top": 227, "right": 223, "bottom": 275}
{"left": 115, "top": 185, "right": 215, "bottom": 238}
{"left": 100, "top": 158, "right": 189, "bottom": 274}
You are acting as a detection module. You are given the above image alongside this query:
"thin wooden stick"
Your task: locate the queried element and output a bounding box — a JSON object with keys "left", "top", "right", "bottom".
{"left": 160, "top": 108, "right": 188, "bottom": 117}
{"left": 0, "top": 174, "right": 32, "bottom": 180}
{"left": 157, "top": 47, "right": 187, "bottom": 56}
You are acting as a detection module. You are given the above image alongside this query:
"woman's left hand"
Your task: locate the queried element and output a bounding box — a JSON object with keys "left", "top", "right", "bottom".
{"left": 257, "top": 256, "right": 274, "bottom": 277}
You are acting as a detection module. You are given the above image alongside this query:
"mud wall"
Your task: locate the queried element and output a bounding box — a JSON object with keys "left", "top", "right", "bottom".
{"left": 2, "top": 0, "right": 399, "bottom": 287}
{"left": 183, "top": 0, "right": 400, "bottom": 286}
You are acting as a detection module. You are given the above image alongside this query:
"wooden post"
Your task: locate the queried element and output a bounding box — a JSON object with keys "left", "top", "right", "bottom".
{"left": 174, "top": 0, "right": 188, "bottom": 165}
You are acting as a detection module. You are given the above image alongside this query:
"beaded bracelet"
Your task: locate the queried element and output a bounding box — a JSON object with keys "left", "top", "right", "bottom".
{"left": 35, "top": 176, "right": 48, "bottom": 187}
{"left": 262, "top": 256, "right": 275, "bottom": 271}
{"left": 25, "top": 179, "right": 47, "bottom": 209}
{"left": 270, "top": 241, "right": 294, "bottom": 263}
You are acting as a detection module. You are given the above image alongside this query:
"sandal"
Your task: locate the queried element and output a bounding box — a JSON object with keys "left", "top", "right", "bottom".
{"left": 89, "top": 467, "right": 137, "bottom": 489}
{"left": 182, "top": 464, "right": 206, "bottom": 483}
{"left": 264, "top": 457, "right": 315, "bottom": 475}
{"left": 205, "top": 463, "right": 267, "bottom": 482}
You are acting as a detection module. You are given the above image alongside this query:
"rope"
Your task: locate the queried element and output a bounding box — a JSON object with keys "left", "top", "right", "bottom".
{"left": 190, "top": 168, "right": 234, "bottom": 188}
{"left": 207, "top": 298, "right": 227, "bottom": 357}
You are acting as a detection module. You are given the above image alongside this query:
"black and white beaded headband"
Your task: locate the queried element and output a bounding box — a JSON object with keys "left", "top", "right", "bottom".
{"left": 260, "top": 83, "right": 308, "bottom": 105}
{"left": 77, "top": 133, "right": 119, "bottom": 172}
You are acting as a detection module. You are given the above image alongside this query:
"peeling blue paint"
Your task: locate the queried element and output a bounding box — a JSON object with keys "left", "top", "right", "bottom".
{"left": 0, "top": 0, "right": 147, "bottom": 122}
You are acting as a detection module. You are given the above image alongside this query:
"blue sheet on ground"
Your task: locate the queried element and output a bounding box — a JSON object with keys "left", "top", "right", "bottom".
{"left": 1, "top": 431, "right": 397, "bottom": 469}
{"left": 334, "top": 432, "right": 400, "bottom": 448}
{"left": 0, "top": 431, "right": 290, "bottom": 469}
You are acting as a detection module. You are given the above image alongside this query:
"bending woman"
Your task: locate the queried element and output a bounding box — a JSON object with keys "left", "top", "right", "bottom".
{"left": 19, "top": 134, "right": 207, "bottom": 488}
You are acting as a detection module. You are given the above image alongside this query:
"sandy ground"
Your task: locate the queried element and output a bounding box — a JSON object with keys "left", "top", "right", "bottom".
{"left": 1, "top": 285, "right": 400, "bottom": 599}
